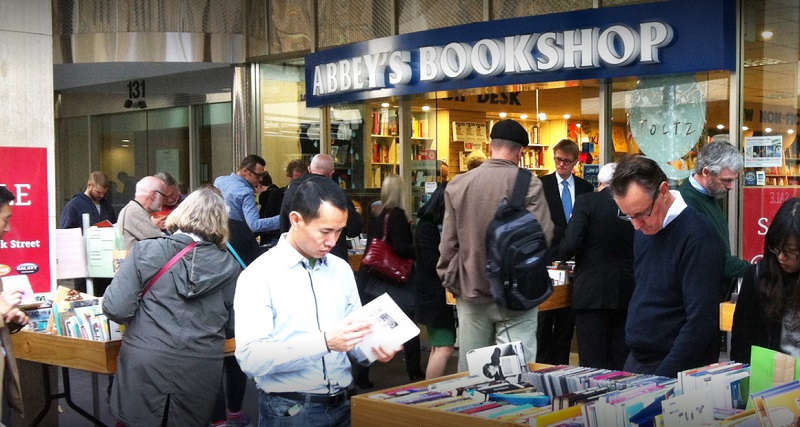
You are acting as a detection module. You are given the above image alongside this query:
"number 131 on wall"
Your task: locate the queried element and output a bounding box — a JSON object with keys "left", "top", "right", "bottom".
{"left": 127, "top": 80, "right": 146, "bottom": 99}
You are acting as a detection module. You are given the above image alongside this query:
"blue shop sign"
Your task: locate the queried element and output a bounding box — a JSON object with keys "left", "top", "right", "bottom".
{"left": 305, "top": 0, "right": 734, "bottom": 107}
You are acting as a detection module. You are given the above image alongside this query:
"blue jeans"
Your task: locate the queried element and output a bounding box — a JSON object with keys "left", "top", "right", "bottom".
{"left": 258, "top": 391, "right": 351, "bottom": 427}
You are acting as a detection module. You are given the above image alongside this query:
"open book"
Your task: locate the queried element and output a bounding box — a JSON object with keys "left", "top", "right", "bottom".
{"left": 350, "top": 293, "right": 420, "bottom": 364}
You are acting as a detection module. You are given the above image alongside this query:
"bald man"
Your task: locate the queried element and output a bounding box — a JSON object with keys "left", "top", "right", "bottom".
{"left": 280, "top": 154, "right": 363, "bottom": 260}
{"left": 116, "top": 175, "right": 167, "bottom": 251}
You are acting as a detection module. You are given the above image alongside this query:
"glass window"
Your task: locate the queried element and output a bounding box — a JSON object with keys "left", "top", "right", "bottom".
{"left": 611, "top": 72, "right": 730, "bottom": 181}
{"left": 199, "top": 103, "right": 233, "bottom": 185}
{"left": 56, "top": 117, "right": 91, "bottom": 213}
{"left": 260, "top": 62, "right": 320, "bottom": 188}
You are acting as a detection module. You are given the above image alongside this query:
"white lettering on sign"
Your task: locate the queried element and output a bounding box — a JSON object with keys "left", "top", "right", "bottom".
{"left": 757, "top": 217, "right": 769, "bottom": 236}
{"left": 0, "top": 184, "right": 32, "bottom": 206}
{"left": 312, "top": 21, "right": 674, "bottom": 96}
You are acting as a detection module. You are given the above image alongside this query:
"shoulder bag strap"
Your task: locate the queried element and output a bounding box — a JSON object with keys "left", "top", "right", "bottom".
{"left": 141, "top": 241, "right": 198, "bottom": 297}
{"left": 510, "top": 168, "right": 532, "bottom": 209}
{"left": 225, "top": 241, "right": 247, "bottom": 269}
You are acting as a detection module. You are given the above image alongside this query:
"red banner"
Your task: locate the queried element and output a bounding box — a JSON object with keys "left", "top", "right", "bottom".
{"left": 742, "top": 187, "right": 800, "bottom": 264}
{"left": 0, "top": 147, "right": 51, "bottom": 292}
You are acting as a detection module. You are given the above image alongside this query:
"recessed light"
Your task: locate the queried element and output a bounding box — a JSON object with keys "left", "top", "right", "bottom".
{"left": 563, "top": 114, "right": 571, "bottom": 120}
{"left": 537, "top": 113, "right": 547, "bottom": 121}
{"left": 499, "top": 112, "right": 507, "bottom": 118}
{"left": 742, "top": 126, "right": 749, "bottom": 131}
{"left": 576, "top": 123, "right": 582, "bottom": 128}
{"left": 789, "top": 129, "right": 796, "bottom": 134}
{"left": 765, "top": 127, "right": 773, "bottom": 133}
{"left": 122, "top": 139, "right": 130, "bottom": 143}
{"left": 520, "top": 114, "right": 528, "bottom": 120}
{"left": 381, "top": 102, "right": 390, "bottom": 108}
{"left": 121, "top": 144, "right": 130, "bottom": 148}
{"left": 717, "top": 124, "right": 725, "bottom": 130}
{"left": 421, "top": 105, "right": 430, "bottom": 111}
{"left": 761, "top": 30, "right": 774, "bottom": 40}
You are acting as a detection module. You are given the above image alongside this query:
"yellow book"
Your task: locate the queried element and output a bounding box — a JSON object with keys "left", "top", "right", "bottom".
{"left": 530, "top": 404, "right": 583, "bottom": 427}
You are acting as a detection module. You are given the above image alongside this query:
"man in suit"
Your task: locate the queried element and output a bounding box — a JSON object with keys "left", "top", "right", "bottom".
{"left": 537, "top": 139, "right": 594, "bottom": 365}
{"left": 555, "top": 163, "right": 635, "bottom": 370}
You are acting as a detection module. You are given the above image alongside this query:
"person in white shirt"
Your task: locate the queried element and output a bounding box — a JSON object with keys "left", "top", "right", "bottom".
{"left": 234, "top": 175, "right": 399, "bottom": 427}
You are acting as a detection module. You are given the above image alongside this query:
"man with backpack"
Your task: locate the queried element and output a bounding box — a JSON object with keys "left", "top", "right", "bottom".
{"left": 438, "top": 119, "right": 555, "bottom": 371}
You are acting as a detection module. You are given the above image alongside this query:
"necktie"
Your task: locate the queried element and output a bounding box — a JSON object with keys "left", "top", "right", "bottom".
{"left": 561, "top": 180, "right": 572, "bottom": 222}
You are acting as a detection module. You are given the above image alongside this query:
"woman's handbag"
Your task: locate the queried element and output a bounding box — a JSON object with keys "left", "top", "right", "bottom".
{"left": 361, "top": 210, "right": 414, "bottom": 285}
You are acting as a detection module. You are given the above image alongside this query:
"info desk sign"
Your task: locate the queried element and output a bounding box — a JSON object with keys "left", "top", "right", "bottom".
{"left": 0, "top": 147, "right": 51, "bottom": 293}
{"left": 305, "top": 0, "right": 735, "bottom": 107}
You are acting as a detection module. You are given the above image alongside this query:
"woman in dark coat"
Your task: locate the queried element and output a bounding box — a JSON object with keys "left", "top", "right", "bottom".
{"left": 731, "top": 198, "right": 800, "bottom": 363}
{"left": 356, "top": 174, "right": 422, "bottom": 386}
{"left": 103, "top": 187, "right": 241, "bottom": 427}
{"left": 412, "top": 182, "right": 456, "bottom": 379}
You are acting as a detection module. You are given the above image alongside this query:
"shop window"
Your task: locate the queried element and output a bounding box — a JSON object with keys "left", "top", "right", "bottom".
{"left": 260, "top": 62, "right": 320, "bottom": 188}
{"left": 611, "top": 72, "right": 730, "bottom": 181}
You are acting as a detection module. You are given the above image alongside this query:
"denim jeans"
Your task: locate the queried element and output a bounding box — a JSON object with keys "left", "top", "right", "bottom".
{"left": 258, "top": 391, "right": 351, "bottom": 427}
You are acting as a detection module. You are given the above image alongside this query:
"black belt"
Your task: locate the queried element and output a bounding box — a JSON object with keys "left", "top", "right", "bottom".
{"left": 270, "top": 387, "right": 354, "bottom": 405}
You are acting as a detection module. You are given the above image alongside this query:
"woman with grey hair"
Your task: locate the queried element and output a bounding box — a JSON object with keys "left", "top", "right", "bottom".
{"left": 103, "top": 187, "right": 241, "bottom": 426}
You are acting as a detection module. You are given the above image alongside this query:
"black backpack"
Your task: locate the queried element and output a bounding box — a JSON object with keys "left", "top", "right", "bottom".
{"left": 485, "top": 168, "right": 553, "bottom": 311}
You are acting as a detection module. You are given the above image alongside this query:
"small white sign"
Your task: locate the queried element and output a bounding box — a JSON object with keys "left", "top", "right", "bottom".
{"left": 424, "top": 182, "right": 438, "bottom": 194}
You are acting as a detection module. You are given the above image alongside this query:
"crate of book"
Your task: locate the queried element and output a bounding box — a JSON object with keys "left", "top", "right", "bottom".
{"left": 352, "top": 354, "right": 755, "bottom": 426}
{"left": 11, "top": 330, "right": 120, "bottom": 374}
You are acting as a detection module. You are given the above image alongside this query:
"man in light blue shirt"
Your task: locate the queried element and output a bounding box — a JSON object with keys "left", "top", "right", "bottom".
{"left": 234, "top": 176, "right": 399, "bottom": 427}
{"left": 214, "top": 154, "right": 279, "bottom": 233}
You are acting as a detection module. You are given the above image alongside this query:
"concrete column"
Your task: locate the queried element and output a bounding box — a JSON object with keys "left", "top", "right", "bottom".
{"left": 0, "top": 1, "right": 58, "bottom": 425}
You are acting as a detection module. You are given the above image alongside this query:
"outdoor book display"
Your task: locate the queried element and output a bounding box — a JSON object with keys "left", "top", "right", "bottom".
{"left": 351, "top": 342, "right": 786, "bottom": 427}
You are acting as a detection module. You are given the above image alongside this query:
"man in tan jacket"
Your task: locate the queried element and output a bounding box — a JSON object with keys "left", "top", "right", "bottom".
{"left": 437, "top": 119, "right": 554, "bottom": 371}
{"left": 0, "top": 186, "right": 29, "bottom": 424}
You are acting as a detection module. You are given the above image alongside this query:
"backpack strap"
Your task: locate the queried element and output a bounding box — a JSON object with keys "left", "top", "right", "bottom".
{"left": 510, "top": 168, "right": 532, "bottom": 209}
{"left": 141, "top": 241, "right": 197, "bottom": 297}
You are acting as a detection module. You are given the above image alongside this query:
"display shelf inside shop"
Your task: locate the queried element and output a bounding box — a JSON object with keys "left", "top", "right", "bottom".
{"left": 351, "top": 363, "right": 553, "bottom": 427}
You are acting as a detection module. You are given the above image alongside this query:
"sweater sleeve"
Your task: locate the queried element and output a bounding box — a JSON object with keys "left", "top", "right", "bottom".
{"left": 387, "top": 209, "right": 414, "bottom": 259}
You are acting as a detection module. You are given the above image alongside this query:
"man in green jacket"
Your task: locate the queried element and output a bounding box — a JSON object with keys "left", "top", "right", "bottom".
{"left": 678, "top": 139, "right": 749, "bottom": 300}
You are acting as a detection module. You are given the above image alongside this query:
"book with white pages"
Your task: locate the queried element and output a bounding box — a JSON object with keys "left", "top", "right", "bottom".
{"left": 350, "top": 292, "right": 420, "bottom": 364}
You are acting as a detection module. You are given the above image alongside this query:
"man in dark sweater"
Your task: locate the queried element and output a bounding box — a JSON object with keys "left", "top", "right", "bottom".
{"left": 59, "top": 171, "right": 117, "bottom": 229}
{"left": 610, "top": 155, "right": 725, "bottom": 378}
{"left": 678, "top": 140, "right": 749, "bottom": 299}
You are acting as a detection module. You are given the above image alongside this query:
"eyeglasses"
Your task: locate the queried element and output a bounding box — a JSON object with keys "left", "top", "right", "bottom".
{"left": 155, "top": 190, "right": 169, "bottom": 198}
{"left": 767, "top": 246, "right": 800, "bottom": 260}
{"left": 618, "top": 195, "right": 657, "bottom": 221}
{"left": 247, "top": 168, "right": 266, "bottom": 178}
{"left": 554, "top": 156, "right": 576, "bottom": 165}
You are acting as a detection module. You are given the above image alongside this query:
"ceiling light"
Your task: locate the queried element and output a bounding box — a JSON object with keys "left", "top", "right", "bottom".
{"left": 499, "top": 112, "right": 507, "bottom": 118}
{"left": 716, "top": 124, "right": 725, "bottom": 130}
{"left": 789, "top": 129, "right": 796, "bottom": 134}
{"left": 520, "top": 114, "right": 528, "bottom": 120}
{"left": 765, "top": 127, "right": 773, "bottom": 133}
{"left": 576, "top": 123, "right": 582, "bottom": 128}
{"left": 563, "top": 114, "right": 571, "bottom": 120}
{"left": 121, "top": 144, "right": 130, "bottom": 148}
{"left": 381, "top": 102, "right": 390, "bottom": 108}
{"left": 421, "top": 105, "right": 430, "bottom": 111}
{"left": 742, "top": 126, "right": 749, "bottom": 131}
{"left": 761, "top": 30, "right": 774, "bottom": 40}
{"left": 122, "top": 139, "right": 130, "bottom": 143}
{"left": 537, "top": 112, "right": 547, "bottom": 121}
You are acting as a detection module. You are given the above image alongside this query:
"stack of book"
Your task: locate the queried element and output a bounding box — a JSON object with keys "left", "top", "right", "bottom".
{"left": 677, "top": 360, "right": 750, "bottom": 410}
{"left": 45, "top": 286, "right": 122, "bottom": 341}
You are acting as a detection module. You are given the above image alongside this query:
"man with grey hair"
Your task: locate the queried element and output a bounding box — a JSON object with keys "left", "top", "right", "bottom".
{"left": 554, "top": 162, "right": 635, "bottom": 370}
{"left": 438, "top": 119, "right": 554, "bottom": 370}
{"left": 280, "top": 154, "right": 363, "bottom": 261}
{"left": 678, "top": 140, "right": 749, "bottom": 298}
{"left": 116, "top": 175, "right": 167, "bottom": 250}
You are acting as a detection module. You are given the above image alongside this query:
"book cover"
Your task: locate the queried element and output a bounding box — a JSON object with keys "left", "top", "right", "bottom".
{"left": 349, "top": 292, "right": 419, "bottom": 364}
{"left": 465, "top": 341, "right": 527, "bottom": 382}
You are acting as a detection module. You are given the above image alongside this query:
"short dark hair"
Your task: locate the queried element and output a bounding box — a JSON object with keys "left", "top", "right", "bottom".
{"left": 286, "top": 159, "right": 307, "bottom": 177}
{"left": 239, "top": 154, "right": 266, "bottom": 171}
{"left": 553, "top": 139, "right": 580, "bottom": 159}
{"left": 288, "top": 175, "right": 347, "bottom": 222}
{"left": 0, "top": 187, "right": 13, "bottom": 209}
{"left": 261, "top": 171, "right": 274, "bottom": 187}
{"left": 609, "top": 155, "right": 667, "bottom": 199}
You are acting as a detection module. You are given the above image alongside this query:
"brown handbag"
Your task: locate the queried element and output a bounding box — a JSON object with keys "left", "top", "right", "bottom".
{"left": 361, "top": 210, "right": 413, "bottom": 285}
